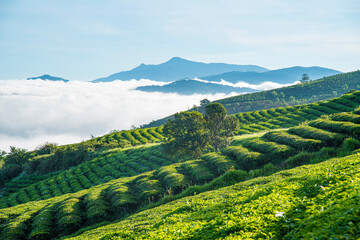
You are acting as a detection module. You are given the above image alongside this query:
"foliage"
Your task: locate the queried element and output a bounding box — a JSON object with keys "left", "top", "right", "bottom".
{"left": 205, "top": 103, "right": 239, "bottom": 151}
{"left": 216, "top": 70, "right": 360, "bottom": 114}
{"left": 163, "top": 111, "right": 208, "bottom": 158}
{"left": 163, "top": 103, "right": 238, "bottom": 158}
{"left": 300, "top": 73, "right": 310, "bottom": 83}
{"left": 200, "top": 98, "right": 211, "bottom": 107}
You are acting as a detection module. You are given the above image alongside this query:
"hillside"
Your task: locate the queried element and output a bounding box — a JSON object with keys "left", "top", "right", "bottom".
{"left": 1, "top": 92, "right": 360, "bottom": 239}
{"left": 92, "top": 57, "right": 267, "bottom": 83}
{"left": 66, "top": 151, "right": 360, "bottom": 239}
{"left": 142, "top": 70, "right": 360, "bottom": 128}
{"left": 27, "top": 74, "right": 69, "bottom": 82}
{"left": 200, "top": 66, "right": 341, "bottom": 84}
{"left": 136, "top": 79, "right": 257, "bottom": 95}
{"left": 216, "top": 70, "right": 360, "bottom": 113}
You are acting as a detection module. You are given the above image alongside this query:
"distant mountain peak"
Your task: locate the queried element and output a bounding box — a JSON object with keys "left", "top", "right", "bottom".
{"left": 92, "top": 58, "right": 268, "bottom": 83}
{"left": 27, "top": 74, "right": 69, "bottom": 82}
{"left": 167, "top": 57, "right": 187, "bottom": 62}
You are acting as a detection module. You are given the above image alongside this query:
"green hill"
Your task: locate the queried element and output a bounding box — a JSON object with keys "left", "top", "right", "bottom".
{"left": 65, "top": 151, "right": 360, "bottom": 239}
{"left": 142, "top": 70, "right": 360, "bottom": 128}
{"left": 217, "top": 70, "right": 360, "bottom": 114}
{"left": 2, "top": 104, "right": 360, "bottom": 239}
{"left": 1, "top": 89, "right": 360, "bottom": 239}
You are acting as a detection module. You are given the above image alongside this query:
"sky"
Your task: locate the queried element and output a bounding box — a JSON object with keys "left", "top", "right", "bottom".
{"left": 0, "top": 0, "right": 359, "bottom": 151}
{"left": 0, "top": 0, "right": 359, "bottom": 81}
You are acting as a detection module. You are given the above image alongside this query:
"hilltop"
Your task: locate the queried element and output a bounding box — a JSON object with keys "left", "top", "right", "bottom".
{"left": 200, "top": 66, "right": 341, "bottom": 84}
{"left": 136, "top": 79, "right": 257, "bottom": 95}
{"left": 27, "top": 74, "right": 69, "bottom": 82}
{"left": 92, "top": 57, "right": 268, "bottom": 82}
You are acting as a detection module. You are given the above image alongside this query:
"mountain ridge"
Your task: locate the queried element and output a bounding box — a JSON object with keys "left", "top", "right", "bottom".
{"left": 27, "top": 74, "right": 69, "bottom": 82}
{"left": 136, "top": 79, "right": 258, "bottom": 95}
{"left": 92, "top": 57, "right": 268, "bottom": 82}
{"left": 199, "top": 66, "right": 341, "bottom": 84}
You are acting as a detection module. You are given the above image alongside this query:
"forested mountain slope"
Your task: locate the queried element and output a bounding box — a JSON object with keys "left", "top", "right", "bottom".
{"left": 142, "top": 70, "right": 360, "bottom": 128}
{"left": 216, "top": 70, "right": 360, "bottom": 114}
{"left": 200, "top": 66, "right": 341, "bottom": 84}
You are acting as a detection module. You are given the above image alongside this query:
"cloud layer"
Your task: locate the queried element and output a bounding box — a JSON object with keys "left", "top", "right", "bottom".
{"left": 0, "top": 78, "right": 295, "bottom": 151}
{"left": 194, "top": 78, "right": 298, "bottom": 91}
{"left": 0, "top": 79, "right": 240, "bottom": 151}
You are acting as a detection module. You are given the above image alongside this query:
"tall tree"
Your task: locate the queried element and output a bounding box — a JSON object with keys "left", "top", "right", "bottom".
{"left": 205, "top": 103, "right": 239, "bottom": 152}
{"left": 163, "top": 111, "right": 208, "bottom": 158}
{"left": 200, "top": 98, "right": 211, "bottom": 107}
{"left": 301, "top": 73, "right": 310, "bottom": 83}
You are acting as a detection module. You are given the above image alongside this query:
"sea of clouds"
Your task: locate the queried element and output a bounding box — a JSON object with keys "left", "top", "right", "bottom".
{"left": 0, "top": 79, "right": 294, "bottom": 151}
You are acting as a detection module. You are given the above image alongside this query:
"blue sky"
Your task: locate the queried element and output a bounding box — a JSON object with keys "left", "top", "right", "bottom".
{"left": 0, "top": 0, "right": 359, "bottom": 81}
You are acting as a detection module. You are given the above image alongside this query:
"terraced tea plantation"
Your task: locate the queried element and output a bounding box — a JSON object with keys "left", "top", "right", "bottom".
{"left": 0, "top": 146, "right": 176, "bottom": 209}
{"left": 2, "top": 107, "right": 360, "bottom": 239}
{"left": 85, "top": 127, "right": 165, "bottom": 149}
{"left": 1, "top": 91, "right": 360, "bottom": 240}
{"left": 66, "top": 152, "right": 360, "bottom": 239}
{"left": 235, "top": 90, "right": 360, "bottom": 134}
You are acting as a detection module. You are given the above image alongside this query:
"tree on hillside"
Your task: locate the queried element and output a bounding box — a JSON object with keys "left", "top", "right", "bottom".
{"left": 205, "top": 103, "right": 239, "bottom": 152}
{"left": 200, "top": 98, "right": 211, "bottom": 107}
{"left": 5, "top": 147, "right": 28, "bottom": 165}
{"left": 301, "top": 73, "right": 310, "bottom": 83}
{"left": 163, "top": 103, "right": 238, "bottom": 158}
{"left": 163, "top": 111, "right": 208, "bottom": 158}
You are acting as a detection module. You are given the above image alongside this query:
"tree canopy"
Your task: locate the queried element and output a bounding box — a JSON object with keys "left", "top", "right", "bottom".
{"left": 163, "top": 111, "right": 208, "bottom": 158}
{"left": 205, "top": 103, "right": 238, "bottom": 151}
{"left": 163, "top": 103, "right": 238, "bottom": 158}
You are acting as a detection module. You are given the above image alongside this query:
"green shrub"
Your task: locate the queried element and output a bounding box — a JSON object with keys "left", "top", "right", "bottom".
{"left": 242, "top": 138, "right": 295, "bottom": 158}
{"left": 332, "top": 112, "right": 360, "bottom": 124}
{"left": 2, "top": 216, "right": 29, "bottom": 240}
{"left": 207, "top": 169, "right": 248, "bottom": 189}
{"left": 179, "top": 160, "right": 215, "bottom": 184}
{"left": 139, "top": 129, "right": 157, "bottom": 142}
{"left": 201, "top": 152, "right": 235, "bottom": 174}
{"left": 84, "top": 188, "right": 109, "bottom": 224}
{"left": 284, "top": 151, "right": 314, "bottom": 168}
{"left": 341, "top": 138, "right": 360, "bottom": 152}
{"left": 222, "top": 146, "right": 263, "bottom": 170}
{"left": 56, "top": 197, "right": 83, "bottom": 235}
{"left": 288, "top": 125, "right": 345, "bottom": 145}
{"left": 136, "top": 177, "right": 164, "bottom": 203}
{"left": 309, "top": 119, "right": 360, "bottom": 136}
{"left": 148, "top": 128, "right": 165, "bottom": 141}
{"left": 29, "top": 207, "right": 54, "bottom": 240}
{"left": 156, "top": 164, "right": 189, "bottom": 193}
{"left": 107, "top": 182, "right": 137, "bottom": 215}
{"left": 263, "top": 163, "right": 276, "bottom": 176}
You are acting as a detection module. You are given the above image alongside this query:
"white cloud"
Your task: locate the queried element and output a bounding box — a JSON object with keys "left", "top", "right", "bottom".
{"left": 0, "top": 79, "right": 239, "bottom": 151}
{"left": 193, "top": 78, "right": 297, "bottom": 90}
